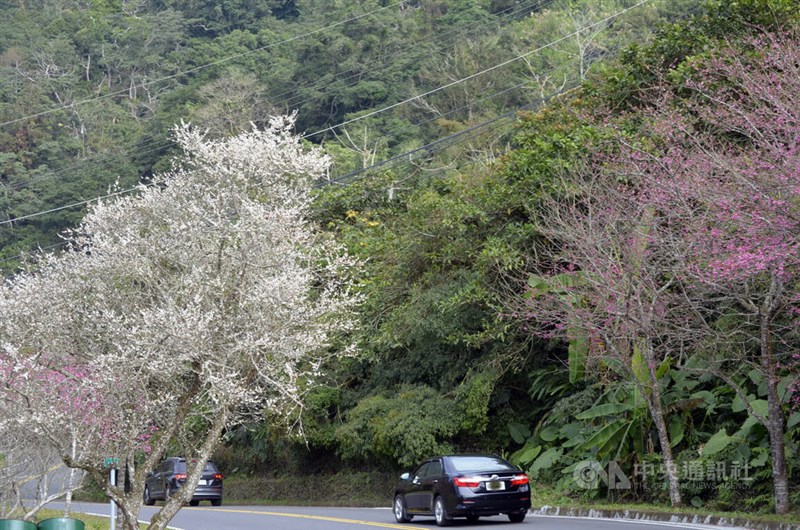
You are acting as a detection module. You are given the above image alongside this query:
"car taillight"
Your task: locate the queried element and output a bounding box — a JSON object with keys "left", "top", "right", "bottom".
{"left": 454, "top": 477, "right": 482, "bottom": 488}
{"left": 510, "top": 474, "right": 529, "bottom": 486}
{"left": 174, "top": 474, "right": 187, "bottom": 480}
{"left": 213, "top": 473, "right": 223, "bottom": 480}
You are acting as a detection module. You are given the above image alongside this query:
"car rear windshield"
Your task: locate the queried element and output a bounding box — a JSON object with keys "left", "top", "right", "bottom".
{"left": 449, "top": 456, "right": 516, "bottom": 472}
{"left": 174, "top": 461, "right": 218, "bottom": 473}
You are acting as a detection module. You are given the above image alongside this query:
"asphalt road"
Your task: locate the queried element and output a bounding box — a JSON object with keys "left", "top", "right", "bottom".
{"left": 53, "top": 502, "right": 742, "bottom": 530}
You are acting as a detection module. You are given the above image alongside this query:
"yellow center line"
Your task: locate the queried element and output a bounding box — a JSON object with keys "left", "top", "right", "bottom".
{"left": 18, "top": 462, "right": 65, "bottom": 486}
{"left": 193, "top": 507, "right": 418, "bottom": 530}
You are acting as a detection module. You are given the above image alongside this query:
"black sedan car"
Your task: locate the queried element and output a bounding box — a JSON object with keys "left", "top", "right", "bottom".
{"left": 143, "top": 457, "right": 223, "bottom": 506}
{"left": 393, "top": 454, "right": 530, "bottom": 526}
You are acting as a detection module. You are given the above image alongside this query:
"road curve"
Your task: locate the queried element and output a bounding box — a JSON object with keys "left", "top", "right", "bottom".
{"left": 53, "top": 502, "right": 743, "bottom": 530}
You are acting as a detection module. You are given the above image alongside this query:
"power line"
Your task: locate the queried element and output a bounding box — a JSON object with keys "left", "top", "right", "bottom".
{"left": 0, "top": 0, "right": 580, "bottom": 217}
{"left": 0, "top": 183, "right": 150, "bottom": 225}
{"left": 0, "top": 80, "right": 545, "bottom": 232}
{"left": 0, "top": 0, "right": 661, "bottom": 230}
{"left": 311, "top": 0, "right": 705, "bottom": 190}
{"left": 321, "top": 85, "right": 575, "bottom": 194}
{"left": 323, "top": 100, "right": 539, "bottom": 188}
{"left": 275, "top": 0, "right": 555, "bottom": 111}
{"left": 1, "top": 0, "right": 551, "bottom": 194}
{"left": 0, "top": 0, "right": 703, "bottom": 270}
{"left": 316, "top": 0, "right": 710, "bottom": 189}
{"left": 0, "top": 73, "right": 565, "bottom": 227}
{"left": 0, "top": 241, "right": 70, "bottom": 266}
{"left": 0, "top": 108, "right": 522, "bottom": 264}
{"left": 300, "top": 0, "right": 654, "bottom": 141}
{"left": 5, "top": 0, "right": 682, "bottom": 205}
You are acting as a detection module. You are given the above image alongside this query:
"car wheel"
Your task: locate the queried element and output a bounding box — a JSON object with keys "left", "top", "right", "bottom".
{"left": 434, "top": 497, "right": 451, "bottom": 527}
{"left": 211, "top": 498, "right": 222, "bottom": 506}
{"left": 393, "top": 495, "right": 413, "bottom": 523}
{"left": 189, "top": 500, "right": 199, "bottom": 507}
{"left": 508, "top": 512, "right": 526, "bottom": 523}
{"left": 143, "top": 486, "right": 155, "bottom": 506}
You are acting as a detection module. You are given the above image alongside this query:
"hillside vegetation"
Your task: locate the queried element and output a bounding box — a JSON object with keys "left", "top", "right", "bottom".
{"left": 1, "top": 0, "right": 692, "bottom": 270}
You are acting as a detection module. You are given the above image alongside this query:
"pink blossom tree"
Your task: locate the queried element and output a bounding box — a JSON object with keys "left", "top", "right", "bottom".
{"left": 0, "top": 115, "right": 360, "bottom": 529}
{"left": 646, "top": 32, "right": 800, "bottom": 515}
{"left": 0, "top": 424, "right": 83, "bottom": 519}
{"left": 525, "top": 162, "right": 693, "bottom": 507}
{"left": 524, "top": 31, "right": 800, "bottom": 513}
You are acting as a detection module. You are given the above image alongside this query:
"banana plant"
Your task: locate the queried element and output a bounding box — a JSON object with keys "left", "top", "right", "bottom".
{"left": 511, "top": 359, "right": 708, "bottom": 493}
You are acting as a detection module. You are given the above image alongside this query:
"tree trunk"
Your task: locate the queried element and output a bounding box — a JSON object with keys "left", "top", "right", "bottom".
{"left": 117, "top": 499, "right": 141, "bottom": 530}
{"left": 64, "top": 434, "right": 77, "bottom": 516}
{"left": 760, "top": 313, "right": 790, "bottom": 514}
{"left": 646, "top": 368, "right": 683, "bottom": 508}
{"left": 146, "top": 406, "right": 231, "bottom": 530}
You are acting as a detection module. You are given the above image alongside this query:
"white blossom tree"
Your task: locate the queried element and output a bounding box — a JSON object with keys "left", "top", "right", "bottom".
{"left": 0, "top": 115, "right": 360, "bottom": 530}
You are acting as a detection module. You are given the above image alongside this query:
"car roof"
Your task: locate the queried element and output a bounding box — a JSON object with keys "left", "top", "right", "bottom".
{"left": 442, "top": 454, "right": 519, "bottom": 470}
{"left": 163, "top": 456, "right": 215, "bottom": 461}
{"left": 439, "top": 454, "right": 504, "bottom": 461}
{"left": 416, "top": 454, "right": 511, "bottom": 466}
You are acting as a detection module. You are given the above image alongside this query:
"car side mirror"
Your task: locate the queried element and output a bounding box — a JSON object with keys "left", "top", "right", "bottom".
{"left": 400, "top": 472, "right": 410, "bottom": 481}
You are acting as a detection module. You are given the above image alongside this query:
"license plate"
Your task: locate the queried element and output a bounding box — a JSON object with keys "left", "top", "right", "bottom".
{"left": 486, "top": 481, "right": 505, "bottom": 491}
{"left": 198, "top": 479, "right": 207, "bottom": 486}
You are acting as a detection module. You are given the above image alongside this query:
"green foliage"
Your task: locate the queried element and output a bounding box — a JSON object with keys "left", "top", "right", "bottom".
{"left": 335, "top": 385, "right": 461, "bottom": 467}
{"left": 700, "top": 428, "right": 732, "bottom": 457}
{"left": 455, "top": 369, "right": 500, "bottom": 433}
{"left": 584, "top": 0, "right": 800, "bottom": 109}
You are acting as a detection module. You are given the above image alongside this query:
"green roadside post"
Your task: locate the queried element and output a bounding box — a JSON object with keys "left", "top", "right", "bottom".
{"left": 103, "top": 458, "right": 120, "bottom": 530}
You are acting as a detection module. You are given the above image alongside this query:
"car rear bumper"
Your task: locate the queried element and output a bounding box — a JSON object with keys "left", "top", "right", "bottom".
{"left": 190, "top": 486, "right": 223, "bottom": 500}
{"left": 171, "top": 483, "right": 222, "bottom": 499}
{"left": 450, "top": 495, "right": 530, "bottom": 517}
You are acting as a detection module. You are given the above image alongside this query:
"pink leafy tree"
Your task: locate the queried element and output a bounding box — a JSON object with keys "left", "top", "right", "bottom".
{"left": 0, "top": 353, "right": 147, "bottom": 517}
{"left": 0, "top": 357, "right": 90, "bottom": 519}
{"left": 524, "top": 159, "right": 695, "bottom": 508}
{"left": 524, "top": 30, "right": 800, "bottom": 513}
{"left": 644, "top": 31, "right": 800, "bottom": 515}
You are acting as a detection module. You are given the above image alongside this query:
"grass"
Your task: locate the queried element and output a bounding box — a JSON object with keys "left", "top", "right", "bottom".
{"left": 221, "top": 471, "right": 395, "bottom": 507}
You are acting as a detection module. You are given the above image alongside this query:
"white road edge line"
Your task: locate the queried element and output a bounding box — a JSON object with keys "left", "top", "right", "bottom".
{"left": 532, "top": 514, "right": 748, "bottom": 530}
{"left": 83, "top": 511, "right": 184, "bottom": 530}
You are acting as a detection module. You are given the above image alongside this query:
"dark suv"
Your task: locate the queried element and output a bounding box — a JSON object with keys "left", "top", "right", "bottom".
{"left": 143, "top": 457, "right": 223, "bottom": 506}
